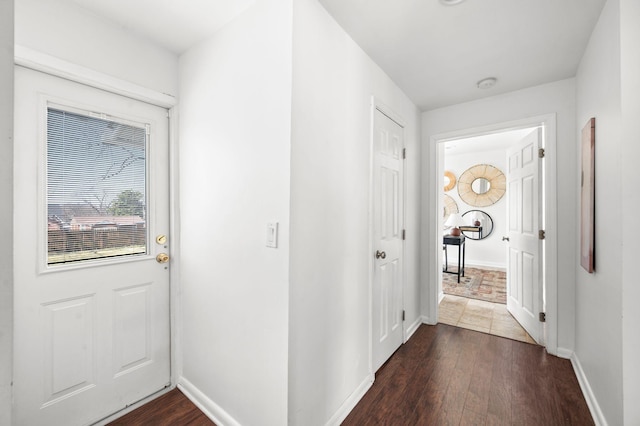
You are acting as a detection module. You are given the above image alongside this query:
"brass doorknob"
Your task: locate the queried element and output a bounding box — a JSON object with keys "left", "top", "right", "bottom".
{"left": 156, "top": 253, "right": 170, "bottom": 263}
{"left": 376, "top": 250, "right": 386, "bottom": 259}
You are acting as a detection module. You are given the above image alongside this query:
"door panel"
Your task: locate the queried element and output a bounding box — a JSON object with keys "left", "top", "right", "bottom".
{"left": 372, "top": 108, "right": 404, "bottom": 372}
{"left": 14, "top": 67, "right": 170, "bottom": 425}
{"left": 506, "top": 128, "right": 542, "bottom": 344}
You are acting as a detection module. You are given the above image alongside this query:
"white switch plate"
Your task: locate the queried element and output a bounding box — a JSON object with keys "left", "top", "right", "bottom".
{"left": 266, "top": 222, "right": 278, "bottom": 248}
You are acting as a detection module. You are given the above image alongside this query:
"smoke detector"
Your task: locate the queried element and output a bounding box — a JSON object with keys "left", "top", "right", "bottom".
{"left": 439, "top": 0, "right": 466, "bottom": 5}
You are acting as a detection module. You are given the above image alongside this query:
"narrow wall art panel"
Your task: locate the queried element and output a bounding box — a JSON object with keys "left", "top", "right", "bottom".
{"left": 580, "top": 117, "right": 595, "bottom": 273}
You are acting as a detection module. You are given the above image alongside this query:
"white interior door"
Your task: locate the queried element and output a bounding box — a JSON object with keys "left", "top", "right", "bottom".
{"left": 13, "top": 67, "right": 171, "bottom": 425}
{"left": 372, "top": 108, "right": 404, "bottom": 372}
{"left": 506, "top": 128, "right": 543, "bottom": 344}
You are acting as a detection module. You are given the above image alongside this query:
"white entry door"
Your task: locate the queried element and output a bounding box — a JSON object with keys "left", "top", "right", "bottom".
{"left": 506, "top": 128, "right": 543, "bottom": 344}
{"left": 13, "top": 67, "right": 171, "bottom": 425}
{"left": 372, "top": 108, "right": 404, "bottom": 372}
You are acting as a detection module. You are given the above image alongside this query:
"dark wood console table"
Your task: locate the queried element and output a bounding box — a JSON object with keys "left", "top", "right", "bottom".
{"left": 443, "top": 234, "right": 465, "bottom": 283}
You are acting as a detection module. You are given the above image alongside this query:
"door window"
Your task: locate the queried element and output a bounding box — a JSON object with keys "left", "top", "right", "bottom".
{"left": 47, "top": 106, "right": 148, "bottom": 264}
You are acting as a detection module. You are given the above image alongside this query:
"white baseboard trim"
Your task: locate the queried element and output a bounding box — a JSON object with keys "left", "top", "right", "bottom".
{"left": 405, "top": 316, "right": 422, "bottom": 341}
{"left": 422, "top": 315, "right": 437, "bottom": 325}
{"left": 556, "top": 347, "right": 573, "bottom": 359}
{"left": 178, "top": 377, "right": 241, "bottom": 426}
{"left": 571, "top": 353, "right": 607, "bottom": 426}
{"left": 444, "top": 260, "right": 507, "bottom": 270}
{"left": 438, "top": 290, "right": 445, "bottom": 304}
{"left": 325, "top": 374, "right": 374, "bottom": 426}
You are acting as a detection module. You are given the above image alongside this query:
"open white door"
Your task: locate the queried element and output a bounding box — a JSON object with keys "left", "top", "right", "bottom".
{"left": 506, "top": 128, "right": 543, "bottom": 344}
{"left": 372, "top": 108, "right": 404, "bottom": 372}
{"left": 13, "top": 67, "right": 171, "bottom": 425}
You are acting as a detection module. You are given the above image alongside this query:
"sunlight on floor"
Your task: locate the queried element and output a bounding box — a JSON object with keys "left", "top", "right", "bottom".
{"left": 438, "top": 294, "right": 536, "bottom": 344}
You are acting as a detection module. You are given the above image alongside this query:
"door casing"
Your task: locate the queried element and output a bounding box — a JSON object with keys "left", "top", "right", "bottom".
{"left": 428, "top": 114, "right": 559, "bottom": 355}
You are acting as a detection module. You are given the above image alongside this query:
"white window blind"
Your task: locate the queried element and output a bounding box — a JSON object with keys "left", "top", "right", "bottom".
{"left": 47, "top": 107, "right": 148, "bottom": 264}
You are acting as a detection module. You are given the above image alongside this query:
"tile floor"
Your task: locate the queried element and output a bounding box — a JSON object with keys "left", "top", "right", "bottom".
{"left": 438, "top": 294, "right": 536, "bottom": 344}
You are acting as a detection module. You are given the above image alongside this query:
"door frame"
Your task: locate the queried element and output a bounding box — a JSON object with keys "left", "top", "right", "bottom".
{"left": 13, "top": 46, "right": 181, "bottom": 421}
{"left": 427, "top": 114, "right": 559, "bottom": 355}
{"left": 368, "top": 97, "right": 407, "bottom": 376}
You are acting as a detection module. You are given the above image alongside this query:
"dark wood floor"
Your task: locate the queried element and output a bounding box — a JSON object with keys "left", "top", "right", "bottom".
{"left": 343, "top": 324, "right": 594, "bottom": 425}
{"left": 109, "top": 324, "right": 593, "bottom": 425}
{"left": 107, "top": 388, "right": 215, "bottom": 426}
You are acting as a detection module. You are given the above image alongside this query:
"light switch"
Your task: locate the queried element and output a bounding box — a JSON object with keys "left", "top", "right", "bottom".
{"left": 266, "top": 222, "right": 278, "bottom": 248}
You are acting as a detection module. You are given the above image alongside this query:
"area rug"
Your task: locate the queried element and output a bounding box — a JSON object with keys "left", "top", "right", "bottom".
{"left": 442, "top": 267, "right": 506, "bottom": 304}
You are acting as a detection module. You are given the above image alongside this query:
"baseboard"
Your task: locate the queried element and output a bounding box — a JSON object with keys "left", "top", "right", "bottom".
{"left": 178, "top": 377, "right": 241, "bottom": 426}
{"left": 556, "top": 347, "right": 573, "bottom": 359}
{"left": 570, "top": 353, "right": 607, "bottom": 426}
{"left": 325, "top": 374, "right": 374, "bottom": 426}
{"left": 405, "top": 315, "right": 422, "bottom": 341}
{"left": 422, "top": 314, "right": 437, "bottom": 325}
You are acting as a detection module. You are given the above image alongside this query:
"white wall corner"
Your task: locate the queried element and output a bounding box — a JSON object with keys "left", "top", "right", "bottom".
{"left": 324, "top": 374, "right": 374, "bottom": 426}
{"left": 571, "top": 353, "right": 608, "bottom": 426}
{"left": 178, "top": 378, "right": 241, "bottom": 426}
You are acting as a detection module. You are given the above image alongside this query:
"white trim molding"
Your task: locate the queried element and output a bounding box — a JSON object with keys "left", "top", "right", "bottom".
{"left": 405, "top": 316, "right": 423, "bottom": 341}
{"left": 325, "top": 374, "right": 374, "bottom": 426}
{"left": 178, "top": 378, "right": 241, "bottom": 426}
{"left": 571, "top": 353, "right": 607, "bottom": 426}
{"left": 14, "top": 45, "right": 177, "bottom": 109}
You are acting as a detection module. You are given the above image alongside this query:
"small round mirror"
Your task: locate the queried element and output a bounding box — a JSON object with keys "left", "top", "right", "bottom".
{"left": 471, "top": 178, "right": 491, "bottom": 194}
{"left": 460, "top": 210, "right": 494, "bottom": 240}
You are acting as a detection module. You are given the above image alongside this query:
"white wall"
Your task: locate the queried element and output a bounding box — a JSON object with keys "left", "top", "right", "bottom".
{"left": 422, "top": 78, "right": 576, "bottom": 350}
{"left": 444, "top": 149, "right": 508, "bottom": 268}
{"left": 0, "top": 1, "right": 13, "bottom": 424}
{"left": 15, "top": 0, "right": 178, "bottom": 97}
{"left": 574, "top": 0, "right": 623, "bottom": 424}
{"left": 620, "top": 1, "right": 640, "bottom": 423}
{"left": 289, "top": 0, "right": 421, "bottom": 424}
{"left": 178, "top": 1, "right": 292, "bottom": 425}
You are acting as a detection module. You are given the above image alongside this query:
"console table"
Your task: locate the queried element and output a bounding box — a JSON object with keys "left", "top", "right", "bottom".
{"left": 443, "top": 234, "right": 465, "bottom": 283}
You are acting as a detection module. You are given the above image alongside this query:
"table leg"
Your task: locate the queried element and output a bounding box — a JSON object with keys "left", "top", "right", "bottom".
{"left": 462, "top": 240, "right": 465, "bottom": 277}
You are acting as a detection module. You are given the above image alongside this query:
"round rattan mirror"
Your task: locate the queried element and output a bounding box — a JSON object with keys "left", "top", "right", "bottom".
{"left": 458, "top": 164, "right": 506, "bottom": 207}
{"left": 443, "top": 170, "right": 456, "bottom": 192}
{"left": 443, "top": 194, "right": 459, "bottom": 223}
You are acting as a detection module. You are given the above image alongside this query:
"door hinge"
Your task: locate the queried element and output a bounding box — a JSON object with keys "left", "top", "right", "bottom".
{"left": 402, "top": 229, "right": 406, "bottom": 240}
{"left": 538, "top": 230, "right": 546, "bottom": 240}
{"left": 402, "top": 310, "right": 405, "bottom": 321}
{"left": 539, "top": 312, "right": 546, "bottom": 322}
{"left": 538, "top": 148, "right": 545, "bottom": 158}
{"left": 402, "top": 148, "right": 406, "bottom": 159}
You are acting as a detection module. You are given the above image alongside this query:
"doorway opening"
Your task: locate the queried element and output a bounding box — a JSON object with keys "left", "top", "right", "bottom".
{"left": 439, "top": 128, "right": 537, "bottom": 344}
{"left": 429, "top": 115, "right": 559, "bottom": 353}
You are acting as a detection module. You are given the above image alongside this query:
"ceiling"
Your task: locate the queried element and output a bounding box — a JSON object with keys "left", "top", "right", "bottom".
{"left": 58, "top": 0, "right": 255, "bottom": 54}
{"left": 55, "top": 0, "right": 606, "bottom": 111}
{"left": 318, "top": 0, "right": 606, "bottom": 110}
